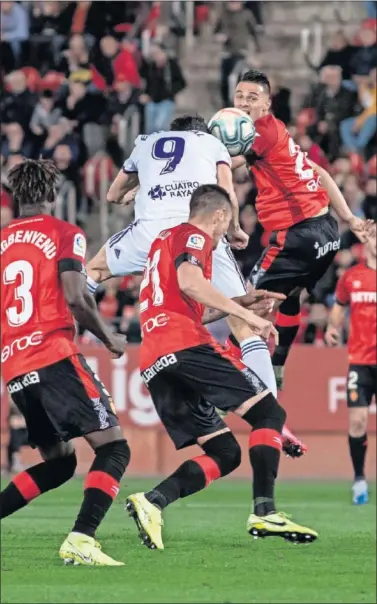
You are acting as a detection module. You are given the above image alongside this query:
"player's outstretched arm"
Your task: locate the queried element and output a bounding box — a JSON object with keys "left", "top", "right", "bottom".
{"left": 178, "top": 262, "right": 278, "bottom": 343}
{"left": 203, "top": 290, "right": 286, "bottom": 324}
{"left": 324, "top": 302, "right": 346, "bottom": 347}
{"left": 309, "top": 160, "right": 373, "bottom": 243}
{"left": 61, "top": 271, "right": 126, "bottom": 357}
{"left": 107, "top": 170, "right": 140, "bottom": 205}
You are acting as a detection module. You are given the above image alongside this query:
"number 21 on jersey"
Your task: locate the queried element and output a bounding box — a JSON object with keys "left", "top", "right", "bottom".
{"left": 3, "top": 260, "right": 34, "bottom": 327}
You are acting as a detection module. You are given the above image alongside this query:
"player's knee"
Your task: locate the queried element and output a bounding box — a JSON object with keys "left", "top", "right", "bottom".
{"left": 202, "top": 432, "right": 241, "bottom": 477}
{"left": 242, "top": 393, "right": 286, "bottom": 432}
{"left": 93, "top": 439, "right": 131, "bottom": 480}
{"left": 47, "top": 452, "right": 77, "bottom": 486}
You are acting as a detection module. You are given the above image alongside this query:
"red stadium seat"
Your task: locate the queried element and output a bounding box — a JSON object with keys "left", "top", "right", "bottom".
{"left": 362, "top": 18, "right": 377, "bottom": 30}
{"left": 39, "top": 71, "right": 66, "bottom": 92}
{"left": 82, "top": 154, "right": 116, "bottom": 199}
{"left": 20, "top": 67, "right": 41, "bottom": 93}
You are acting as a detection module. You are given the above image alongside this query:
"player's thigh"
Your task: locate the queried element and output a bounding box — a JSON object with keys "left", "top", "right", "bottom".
{"left": 37, "top": 354, "right": 119, "bottom": 443}
{"left": 212, "top": 238, "right": 247, "bottom": 297}
{"left": 174, "top": 344, "right": 267, "bottom": 413}
{"left": 347, "top": 364, "right": 376, "bottom": 408}
{"left": 7, "top": 376, "right": 61, "bottom": 450}
{"left": 144, "top": 370, "right": 226, "bottom": 450}
{"left": 105, "top": 220, "right": 148, "bottom": 277}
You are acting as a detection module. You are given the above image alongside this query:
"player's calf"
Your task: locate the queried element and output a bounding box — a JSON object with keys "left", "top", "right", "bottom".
{"left": 271, "top": 295, "right": 301, "bottom": 391}
{"left": 144, "top": 430, "right": 241, "bottom": 511}
{"left": 237, "top": 392, "right": 286, "bottom": 516}
{"left": 348, "top": 407, "right": 369, "bottom": 504}
{"left": 71, "top": 438, "right": 130, "bottom": 538}
{"left": 0, "top": 447, "right": 77, "bottom": 519}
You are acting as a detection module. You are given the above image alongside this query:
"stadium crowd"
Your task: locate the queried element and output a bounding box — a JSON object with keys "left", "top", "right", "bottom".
{"left": 1, "top": 0, "right": 376, "bottom": 347}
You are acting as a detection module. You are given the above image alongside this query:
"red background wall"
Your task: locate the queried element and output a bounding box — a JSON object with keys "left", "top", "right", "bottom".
{"left": 1, "top": 345, "right": 375, "bottom": 479}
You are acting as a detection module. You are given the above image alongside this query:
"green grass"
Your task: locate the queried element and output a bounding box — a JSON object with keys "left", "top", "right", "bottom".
{"left": 1, "top": 479, "right": 376, "bottom": 603}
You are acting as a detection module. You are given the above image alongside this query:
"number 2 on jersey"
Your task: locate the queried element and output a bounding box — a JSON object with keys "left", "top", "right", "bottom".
{"left": 3, "top": 260, "right": 34, "bottom": 327}
{"left": 140, "top": 249, "right": 164, "bottom": 305}
{"left": 152, "top": 136, "right": 185, "bottom": 175}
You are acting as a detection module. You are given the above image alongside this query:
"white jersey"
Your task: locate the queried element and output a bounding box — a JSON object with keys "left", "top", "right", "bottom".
{"left": 122, "top": 130, "right": 231, "bottom": 222}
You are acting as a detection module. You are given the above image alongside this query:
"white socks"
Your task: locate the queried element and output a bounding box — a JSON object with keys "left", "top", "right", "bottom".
{"left": 87, "top": 275, "right": 99, "bottom": 295}
{"left": 240, "top": 336, "right": 277, "bottom": 398}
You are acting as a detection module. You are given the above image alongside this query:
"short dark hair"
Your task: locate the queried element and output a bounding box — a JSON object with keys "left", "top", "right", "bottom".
{"left": 189, "top": 184, "right": 231, "bottom": 217}
{"left": 7, "top": 159, "right": 60, "bottom": 207}
{"left": 239, "top": 69, "right": 271, "bottom": 95}
{"left": 170, "top": 114, "right": 209, "bottom": 134}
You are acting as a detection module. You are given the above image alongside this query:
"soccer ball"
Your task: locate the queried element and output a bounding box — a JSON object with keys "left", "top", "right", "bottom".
{"left": 208, "top": 108, "right": 256, "bottom": 156}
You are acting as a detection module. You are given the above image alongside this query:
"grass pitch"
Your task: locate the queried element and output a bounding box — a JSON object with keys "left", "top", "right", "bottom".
{"left": 1, "top": 479, "right": 375, "bottom": 603}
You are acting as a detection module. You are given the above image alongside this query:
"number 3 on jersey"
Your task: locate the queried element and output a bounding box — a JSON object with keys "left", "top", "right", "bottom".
{"left": 152, "top": 136, "right": 185, "bottom": 175}
{"left": 3, "top": 260, "right": 34, "bottom": 327}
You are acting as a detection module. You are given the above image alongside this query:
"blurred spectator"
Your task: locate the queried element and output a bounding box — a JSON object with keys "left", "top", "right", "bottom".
{"left": 40, "top": 122, "right": 80, "bottom": 167}
{"left": 270, "top": 75, "right": 292, "bottom": 125}
{"left": 349, "top": 26, "right": 377, "bottom": 78}
{"left": 56, "top": 34, "right": 91, "bottom": 80}
{"left": 58, "top": 1, "right": 109, "bottom": 39}
{"left": 30, "top": 90, "right": 62, "bottom": 137}
{"left": 305, "top": 30, "right": 354, "bottom": 81}
{"left": 0, "top": 1, "right": 29, "bottom": 69}
{"left": 216, "top": 1, "right": 260, "bottom": 105}
{"left": 106, "top": 76, "right": 140, "bottom": 123}
{"left": 340, "top": 69, "right": 376, "bottom": 154}
{"left": 1, "top": 124, "right": 33, "bottom": 160}
{"left": 2, "top": 71, "right": 36, "bottom": 131}
{"left": 1, "top": 186, "right": 14, "bottom": 230}
{"left": 140, "top": 43, "right": 185, "bottom": 134}
{"left": 56, "top": 78, "right": 107, "bottom": 134}
{"left": 363, "top": 176, "right": 377, "bottom": 220}
{"left": 307, "top": 66, "right": 357, "bottom": 160}
{"left": 364, "top": 1, "right": 377, "bottom": 18}
{"left": 91, "top": 34, "right": 140, "bottom": 91}
{"left": 341, "top": 174, "right": 365, "bottom": 216}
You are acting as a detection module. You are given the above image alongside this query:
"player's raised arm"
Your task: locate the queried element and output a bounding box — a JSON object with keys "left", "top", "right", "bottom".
{"left": 308, "top": 160, "right": 373, "bottom": 243}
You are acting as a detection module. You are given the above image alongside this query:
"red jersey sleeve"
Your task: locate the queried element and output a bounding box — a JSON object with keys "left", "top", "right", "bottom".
{"left": 335, "top": 271, "right": 350, "bottom": 306}
{"left": 172, "top": 230, "right": 212, "bottom": 272}
{"left": 251, "top": 114, "right": 279, "bottom": 157}
{"left": 57, "top": 224, "right": 87, "bottom": 274}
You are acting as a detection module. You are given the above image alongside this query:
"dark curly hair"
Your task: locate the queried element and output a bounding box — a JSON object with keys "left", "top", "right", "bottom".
{"left": 7, "top": 159, "right": 60, "bottom": 208}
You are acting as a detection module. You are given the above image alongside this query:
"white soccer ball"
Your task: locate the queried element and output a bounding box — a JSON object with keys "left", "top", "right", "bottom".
{"left": 208, "top": 108, "right": 256, "bottom": 157}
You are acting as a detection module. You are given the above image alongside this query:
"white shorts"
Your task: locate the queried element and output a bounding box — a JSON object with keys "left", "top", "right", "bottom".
{"left": 105, "top": 221, "right": 247, "bottom": 297}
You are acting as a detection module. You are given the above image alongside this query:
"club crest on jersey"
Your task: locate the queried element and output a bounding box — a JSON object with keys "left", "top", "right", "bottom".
{"left": 186, "top": 234, "right": 205, "bottom": 250}
{"left": 73, "top": 233, "right": 86, "bottom": 258}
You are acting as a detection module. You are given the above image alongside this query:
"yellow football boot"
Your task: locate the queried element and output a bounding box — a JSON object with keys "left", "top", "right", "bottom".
{"left": 59, "top": 532, "right": 124, "bottom": 566}
{"left": 247, "top": 511, "right": 318, "bottom": 544}
{"left": 126, "top": 493, "right": 164, "bottom": 550}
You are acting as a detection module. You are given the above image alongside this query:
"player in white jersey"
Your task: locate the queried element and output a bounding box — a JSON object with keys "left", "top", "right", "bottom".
{"left": 87, "top": 115, "right": 249, "bottom": 300}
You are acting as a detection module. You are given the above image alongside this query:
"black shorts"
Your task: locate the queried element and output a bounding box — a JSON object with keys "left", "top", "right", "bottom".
{"left": 250, "top": 214, "right": 340, "bottom": 295}
{"left": 347, "top": 364, "right": 377, "bottom": 408}
{"left": 141, "top": 344, "right": 266, "bottom": 450}
{"left": 7, "top": 354, "right": 118, "bottom": 449}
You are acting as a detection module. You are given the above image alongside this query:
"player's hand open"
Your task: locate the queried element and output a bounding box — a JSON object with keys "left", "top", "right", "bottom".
{"left": 348, "top": 217, "right": 375, "bottom": 244}
{"left": 107, "top": 333, "right": 128, "bottom": 358}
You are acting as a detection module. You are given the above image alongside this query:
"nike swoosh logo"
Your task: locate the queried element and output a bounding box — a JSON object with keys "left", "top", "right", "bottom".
{"left": 68, "top": 542, "right": 93, "bottom": 564}
{"left": 264, "top": 519, "right": 286, "bottom": 527}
